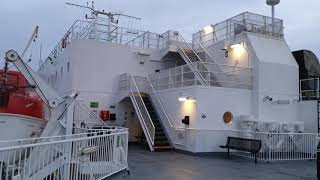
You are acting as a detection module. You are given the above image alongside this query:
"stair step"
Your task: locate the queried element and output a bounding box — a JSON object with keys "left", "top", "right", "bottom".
{"left": 155, "top": 136, "right": 168, "bottom": 141}
{"left": 155, "top": 129, "right": 164, "bottom": 133}
{"left": 155, "top": 132, "right": 165, "bottom": 136}
{"left": 154, "top": 146, "right": 172, "bottom": 151}
{"left": 155, "top": 141, "right": 170, "bottom": 145}
{"left": 154, "top": 141, "right": 171, "bottom": 146}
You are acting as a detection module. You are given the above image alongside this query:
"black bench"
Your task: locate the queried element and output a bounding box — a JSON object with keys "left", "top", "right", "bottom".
{"left": 220, "top": 136, "right": 262, "bottom": 163}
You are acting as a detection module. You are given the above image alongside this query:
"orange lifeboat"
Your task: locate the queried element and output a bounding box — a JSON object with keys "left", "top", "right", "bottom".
{"left": 0, "top": 70, "right": 44, "bottom": 119}
{"left": 0, "top": 70, "right": 46, "bottom": 141}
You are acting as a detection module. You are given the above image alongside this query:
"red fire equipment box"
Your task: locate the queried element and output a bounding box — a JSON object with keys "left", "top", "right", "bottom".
{"left": 100, "top": 110, "right": 110, "bottom": 121}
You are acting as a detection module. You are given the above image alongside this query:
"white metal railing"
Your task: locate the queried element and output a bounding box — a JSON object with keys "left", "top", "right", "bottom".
{"left": 230, "top": 131, "right": 317, "bottom": 161}
{"left": 149, "top": 62, "right": 252, "bottom": 90}
{"left": 300, "top": 78, "right": 320, "bottom": 100}
{"left": 193, "top": 12, "right": 284, "bottom": 48}
{"left": 193, "top": 129, "right": 317, "bottom": 161}
{"left": 38, "top": 19, "right": 162, "bottom": 71}
{"left": 119, "top": 74, "right": 173, "bottom": 146}
{"left": 145, "top": 75, "right": 174, "bottom": 145}
{"left": 146, "top": 76, "right": 173, "bottom": 128}
{"left": 176, "top": 34, "right": 209, "bottom": 86}
{"left": 0, "top": 129, "right": 129, "bottom": 180}
{"left": 127, "top": 74, "right": 155, "bottom": 150}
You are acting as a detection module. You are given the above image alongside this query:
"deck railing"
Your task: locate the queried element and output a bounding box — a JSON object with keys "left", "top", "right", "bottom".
{"left": 0, "top": 129, "right": 129, "bottom": 180}
{"left": 148, "top": 62, "right": 252, "bottom": 90}
{"left": 38, "top": 19, "right": 162, "bottom": 71}
{"left": 177, "top": 129, "right": 317, "bottom": 162}
{"left": 300, "top": 78, "right": 320, "bottom": 100}
{"left": 229, "top": 131, "right": 317, "bottom": 161}
{"left": 192, "top": 12, "right": 284, "bottom": 48}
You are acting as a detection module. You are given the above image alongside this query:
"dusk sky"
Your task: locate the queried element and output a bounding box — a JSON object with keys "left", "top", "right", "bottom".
{"left": 0, "top": 0, "right": 319, "bottom": 69}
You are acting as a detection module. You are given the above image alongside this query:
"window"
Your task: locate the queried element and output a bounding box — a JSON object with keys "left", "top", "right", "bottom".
{"left": 61, "top": 67, "right": 63, "bottom": 76}
{"left": 55, "top": 71, "right": 57, "bottom": 81}
{"left": 67, "top": 62, "right": 70, "bottom": 72}
{"left": 223, "top": 111, "right": 233, "bottom": 124}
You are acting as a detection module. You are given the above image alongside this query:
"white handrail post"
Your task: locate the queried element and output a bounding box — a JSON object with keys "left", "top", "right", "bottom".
{"left": 181, "top": 66, "right": 184, "bottom": 88}
{"left": 147, "top": 31, "right": 150, "bottom": 48}
{"left": 195, "top": 63, "right": 197, "bottom": 85}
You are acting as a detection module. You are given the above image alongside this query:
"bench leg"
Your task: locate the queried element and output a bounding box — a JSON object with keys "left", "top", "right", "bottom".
{"left": 227, "top": 148, "right": 230, "bottom": 159}
{"left": 254, "top": 153, "right": 257, "bottom": 164}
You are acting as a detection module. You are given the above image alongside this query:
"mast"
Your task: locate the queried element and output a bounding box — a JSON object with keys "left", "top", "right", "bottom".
{"left": 266, "top": 0, "right": 280, "bottom": 35}
{"left": 66, "top": 1, "right": 141, "bottom": 42}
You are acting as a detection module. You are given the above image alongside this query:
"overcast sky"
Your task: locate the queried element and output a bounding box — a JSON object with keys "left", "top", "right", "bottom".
{"left": 0, "top": 0, "right": 319, "bottom": 69}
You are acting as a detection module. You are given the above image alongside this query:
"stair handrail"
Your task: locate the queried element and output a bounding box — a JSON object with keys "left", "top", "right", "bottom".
{"left": 178, "top": 34, "right": 210, "bottom": 71}
{"left": 197, "top": 42, "right": 225, "bottom": 74}
{"left": 146, "top": 75, "right": 174, "bottom": 148}
{"left": 177, "top": 45, "right": 208, "bottom": 86}
{"left": 129, "top": 73, "right": 155, "bottom": 145}
{"left": 146, "top": 75, "right": 173, "bottom": 128}
{"left": 176, "top": 34, "right": 209, "bottom": 86}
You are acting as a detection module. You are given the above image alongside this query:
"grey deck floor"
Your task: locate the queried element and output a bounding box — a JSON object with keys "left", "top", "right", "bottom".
{"left": 110, "top": 144, "right": 316, "bottom": 180}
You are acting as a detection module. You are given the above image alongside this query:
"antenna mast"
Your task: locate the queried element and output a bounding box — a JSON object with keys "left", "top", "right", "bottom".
{"left": 66, "top": 1, "right": 141, "bottom": 41}
{"left": 266, "top": 0, "right": 280, "bottom": 34}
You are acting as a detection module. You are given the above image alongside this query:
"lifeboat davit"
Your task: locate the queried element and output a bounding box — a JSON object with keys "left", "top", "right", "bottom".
{"left": 0, "top": 70, "right": 46, "bottom": 142}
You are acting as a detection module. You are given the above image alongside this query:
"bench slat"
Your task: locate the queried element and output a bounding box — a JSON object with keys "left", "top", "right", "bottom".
{"left": 220, "top": 136, "right": 262, "bottom": 163}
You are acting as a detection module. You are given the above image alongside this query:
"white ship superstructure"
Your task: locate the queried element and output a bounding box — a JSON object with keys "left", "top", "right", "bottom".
{"left": 37, "top": 9, "right": 316, "bottom": 153}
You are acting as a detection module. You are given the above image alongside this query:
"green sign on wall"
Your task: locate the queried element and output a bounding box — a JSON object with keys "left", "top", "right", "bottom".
{"left": 90, "top": 102, "right": 99, "bottom": 108}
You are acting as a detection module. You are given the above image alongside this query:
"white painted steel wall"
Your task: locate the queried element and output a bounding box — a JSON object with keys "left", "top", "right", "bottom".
{"left": 247, "top": 33, "right": 300, "bottom": 123}
{"left": 38, "top": 39, "right": 165, "bottom": 141}
{"left": 153, "top": 86, "right": 251, "bottom": 152}
{"left": 38, "top": 29, "right": 308, "bottom": 153}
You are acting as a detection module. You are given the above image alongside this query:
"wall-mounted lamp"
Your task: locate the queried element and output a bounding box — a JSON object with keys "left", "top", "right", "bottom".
{"left": 230, "top": 43, "right": 243, "bottom": 49}
{"left": 221, "top": 41, "right": 246, "bottom": 58}
{"left": 203, "top": 25, "right": 213, "bottom": 35}
{"left": 178, "top": 96, "right": 196, "bottom": 102}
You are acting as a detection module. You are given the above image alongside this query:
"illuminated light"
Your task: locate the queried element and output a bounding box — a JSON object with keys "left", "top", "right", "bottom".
{"left": 229, "top": 42, "right": 247, "bottom": 62}
{"left": 178, "top": 96, "right": 196, "bottom": 102}
{"left": 203, "top": 25, "right": 213, "bottom": 35}
{"left": 230, "top": 43, "right": 242, "bottom": 49}
{"left": 178, "top": 97, "right": 188, "bottom": 102}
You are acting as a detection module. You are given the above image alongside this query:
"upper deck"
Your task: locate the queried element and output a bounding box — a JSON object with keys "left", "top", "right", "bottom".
{"left": 38, "top": 12, "right": 284, "bottom": 71}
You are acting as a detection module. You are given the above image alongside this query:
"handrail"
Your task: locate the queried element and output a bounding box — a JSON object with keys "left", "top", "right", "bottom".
{"left": 148, "top": 61, "right": 252, "bottom": 90}
{"left": 146, "top": 75, "right": 174, "bottom": 147}
{"left": 177, "top": 46, "right": 207, "bottom": 86}
{"left": 299, "top": 78, "right": 320, "bottom": 100}
{"left": 197, "top": 42, "right": 225, "bottom": 74}
{"left": 146, "top": 75, "right": 172, "bottom": 128}
{"left": 125, "top": 31, "right": 148, "bottom": 45}
{"left": 129, "top": 73, "right": 155, "bottom": 146}
{"left": 177, "top": 34, "right": 209, "bottom": 86}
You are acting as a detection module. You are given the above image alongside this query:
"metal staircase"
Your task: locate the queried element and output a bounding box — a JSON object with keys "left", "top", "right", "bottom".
{"left": 141, "top": 95, "right": 172, "bottom": 151}
{"left": 176, "top": 36, "right": 209, "bottom": 86}
{"left": 126, "top": 73, "right": 172, "bottom": 151}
